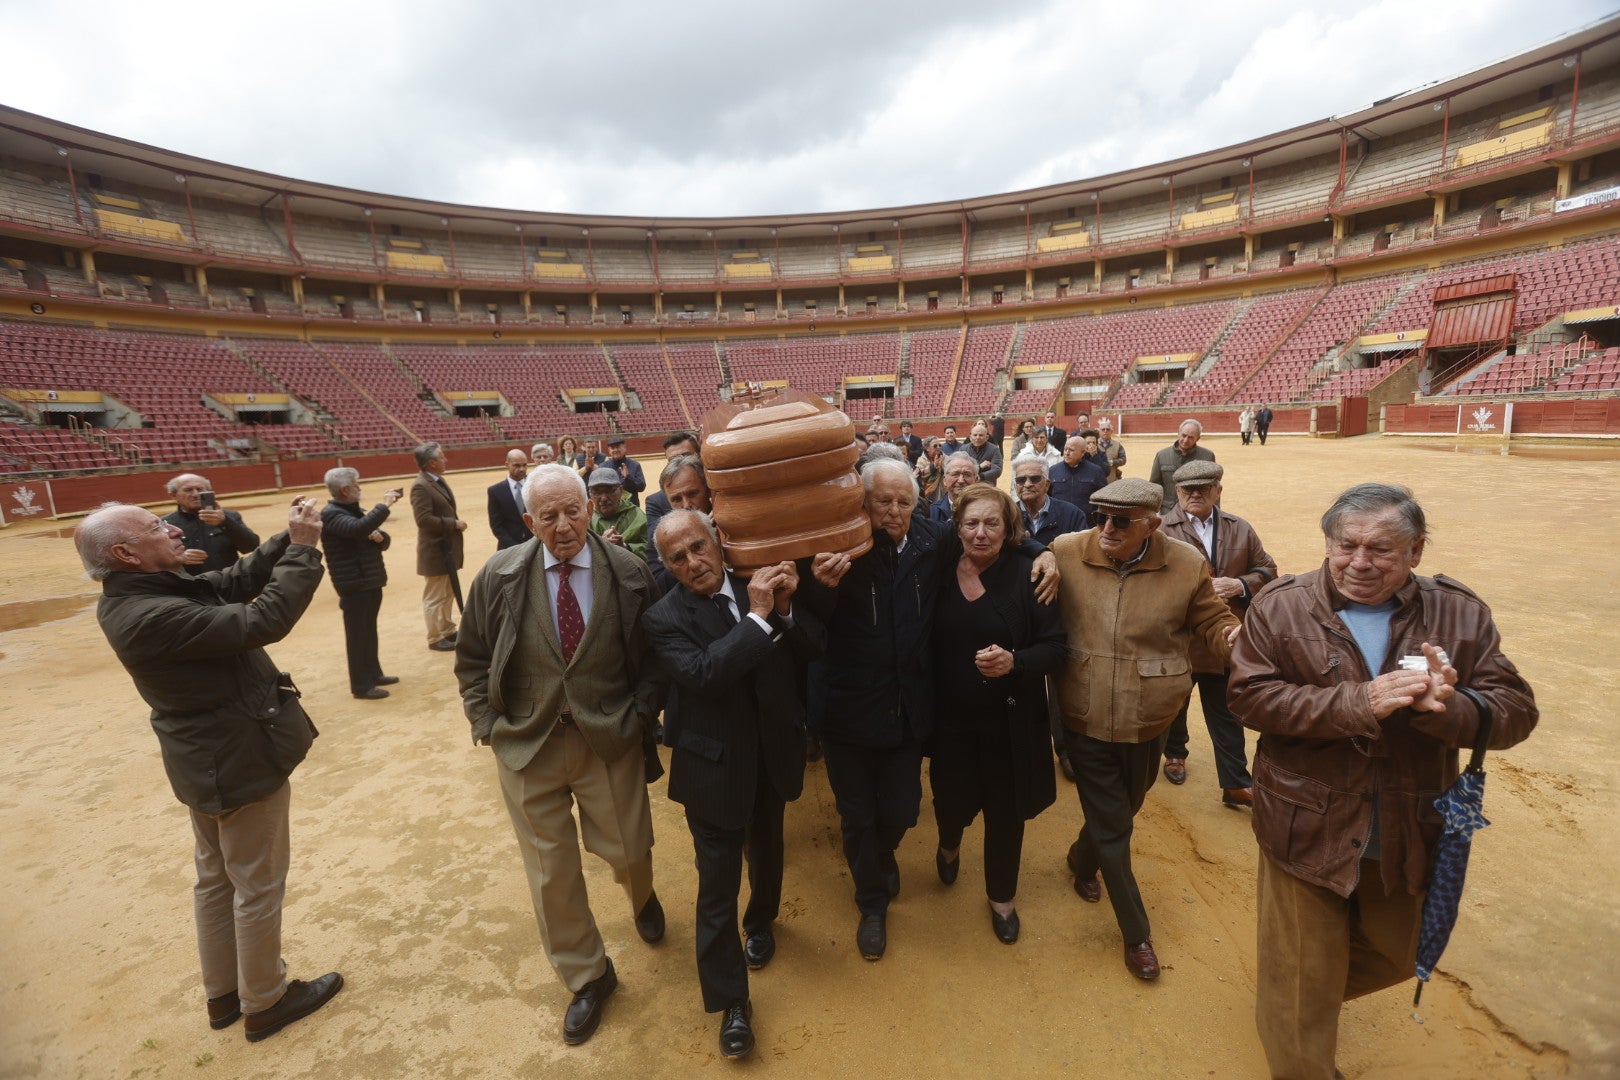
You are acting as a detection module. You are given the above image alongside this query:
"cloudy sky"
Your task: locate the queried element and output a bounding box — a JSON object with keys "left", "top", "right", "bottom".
{"left": 2, "top": 1, "right": 1612, "bottom": 217}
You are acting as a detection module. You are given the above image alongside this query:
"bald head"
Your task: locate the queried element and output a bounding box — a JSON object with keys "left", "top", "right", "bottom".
{"left": 75, "top": 503, "right": 185, "bottom": 580}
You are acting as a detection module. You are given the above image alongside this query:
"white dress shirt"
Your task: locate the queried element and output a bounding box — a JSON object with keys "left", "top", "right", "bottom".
{"left": 542, "top": 541, "right": 595, "bottom": 638}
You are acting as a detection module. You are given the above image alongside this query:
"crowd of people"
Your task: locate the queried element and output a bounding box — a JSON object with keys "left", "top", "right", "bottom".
{"left": 74, "top": 411, "right": 1538, "bottom": 1077}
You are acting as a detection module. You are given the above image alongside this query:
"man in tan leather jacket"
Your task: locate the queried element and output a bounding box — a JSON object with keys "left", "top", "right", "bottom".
{"left": 1050, "top": 477, "right": 1239, "bottom": 982}
{"left": 1228, "top": 482, "right": 1537, "bottom": 1080}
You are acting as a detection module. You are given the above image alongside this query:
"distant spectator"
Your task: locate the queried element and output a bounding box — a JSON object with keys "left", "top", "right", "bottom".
{"left": 1048, "top": 436, "right": 1107, "bottom": 520}
{"left": 410, "top": 442, "right": 467, "bottom": 652}
{"left": 1096, "top": 419, "right": 1127, "bottom": 482}
{"left": 605, "top": 437, "right": 647, "bottom": 506}
{"left": 322, "top": 467, "right": 403, "bottom": 699}
{"left": 531, "top": 442, "right": 556, "bottom": 465}
{"left": 488, "top": 449, "right": 533, "bottom": 550}
{"left": 1013, "top": 427, "right": 1061, "bottom": 468}
{"left": 896, "top": 420, "right": 923, "bottom": 463}
{"left": 964, "top": 422, "right": 1003, "bottom": 484}
{"left": 163, "top": 473, "right": 260, "bottom": 575}
{"left": 1148, "top": 420, "right": 1216, "bottom": 511}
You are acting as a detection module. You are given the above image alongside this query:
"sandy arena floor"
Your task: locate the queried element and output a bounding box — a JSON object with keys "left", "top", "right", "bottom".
{"left": 1, "top": 435, "right": 1615, "bottom": 1079}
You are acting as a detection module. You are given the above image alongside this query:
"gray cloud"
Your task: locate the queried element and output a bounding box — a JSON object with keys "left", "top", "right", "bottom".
{"left": 0, "top": 0, "right": 1610, "bottom": 216}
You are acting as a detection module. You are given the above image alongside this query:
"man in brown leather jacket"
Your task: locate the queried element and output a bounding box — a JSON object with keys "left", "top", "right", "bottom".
{"left": 1228, "top": 482, "right": 1537, "bottom": 1080}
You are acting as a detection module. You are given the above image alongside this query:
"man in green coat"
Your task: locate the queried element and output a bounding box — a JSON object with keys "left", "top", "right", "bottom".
{"left": 75, "top": 497, "right": 343, "bottom": 1042}
{"left": 588, "top": 466, "right": 649, "bottom": 560}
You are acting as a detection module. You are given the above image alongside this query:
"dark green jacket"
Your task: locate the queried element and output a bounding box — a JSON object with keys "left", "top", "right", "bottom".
{"left": 95, "top": 533, "right": 324, "bottom": 813}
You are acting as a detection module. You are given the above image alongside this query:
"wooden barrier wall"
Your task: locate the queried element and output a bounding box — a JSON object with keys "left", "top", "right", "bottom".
{"left": 1385, "top": 398, "right": 1620, "bottom": 436}
{"left": 0, "top": 444, "right": 518, "bottom": 524}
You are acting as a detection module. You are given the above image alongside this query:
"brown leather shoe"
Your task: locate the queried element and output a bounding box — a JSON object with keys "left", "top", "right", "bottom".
{"left": 207, "top": 991, "right": 241, "bottom": 1030}
{"left": 1221, "top": 787, "right": 1253, "bottom": 809}
{"left": 1124, "top": 940, "right": 1161, "bottom": 981}
{"left": 1065, "top": 847, "right": 1103, "bottom": 903}
{"left": 1163, "top": 757, "right": 1187, "bottom": 785}
{"left": 243, "top": 972, "right": 344, "bottom": 1042}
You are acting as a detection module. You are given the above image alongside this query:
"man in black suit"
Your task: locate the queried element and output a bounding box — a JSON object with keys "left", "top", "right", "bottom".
{"left": 487, "top": 449, "right": 532, "bottom": 550}
{"left": 1042, "top": 410, "right": 1068, "bottom": 454}
{"left": 642, "top": 510, "right": 824, "bottom": 1060}
{"left": 644, "top": 433, "right": 701, "bottom": 577}
{"left": 895, "top": 420, "right": 924, "bottom": 464}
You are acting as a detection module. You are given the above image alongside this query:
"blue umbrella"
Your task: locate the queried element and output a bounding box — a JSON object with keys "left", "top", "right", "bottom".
{"left": 1413, "top": 687, "right": 1494, "bottom": 1006}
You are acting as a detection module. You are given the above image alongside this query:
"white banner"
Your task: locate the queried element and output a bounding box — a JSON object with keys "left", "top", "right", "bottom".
{"left": 1555, "top": 186, "right": 1620, "bottom": 213}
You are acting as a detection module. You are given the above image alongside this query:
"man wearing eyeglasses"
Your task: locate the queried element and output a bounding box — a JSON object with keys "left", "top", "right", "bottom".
{"left": 74, "top": 497, "right": 343, "bottom": 1042}
{"left": 1157, "top": 460, "right": 1277, "bottom": 801}
{"left": 1048, "top": 477, "right": 1239, "bottom": 981}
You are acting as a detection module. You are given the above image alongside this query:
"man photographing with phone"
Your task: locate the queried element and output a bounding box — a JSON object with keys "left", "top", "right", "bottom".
{"left": 164, "top": 472, "right": 260, "bottom": 575}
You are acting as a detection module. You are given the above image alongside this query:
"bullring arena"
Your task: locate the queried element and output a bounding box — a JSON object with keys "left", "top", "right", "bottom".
{"left": 2, "top": 19, "right": 1619, "bottom": 1080}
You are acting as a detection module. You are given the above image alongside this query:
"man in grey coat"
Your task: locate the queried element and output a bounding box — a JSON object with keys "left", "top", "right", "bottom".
{"left": 455, "top": 464, "right": 666, "bottom": 1047}
{"left": 75, "top": 497, "right": 343, "bottom": 1042}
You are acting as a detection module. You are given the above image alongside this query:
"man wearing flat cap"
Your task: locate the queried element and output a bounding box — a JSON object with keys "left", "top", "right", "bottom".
{"left": 1157, "top": 460, "right": 1278, "bottom": 803}
{"left": 589, "top": 467, "right": 649, "bottom": 560}
{"left": 605, "top": 437, "right": 647, "bottom": 507}
{"left": 1048, "top": 477, "right": 1240, "bottom": 980}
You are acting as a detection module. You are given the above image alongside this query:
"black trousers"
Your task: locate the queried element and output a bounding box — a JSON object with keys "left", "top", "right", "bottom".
{"left": 1163, "top": 672, "right": 1253, "bottom": 790}
{"left": 821, "top": 736, "right": 924, "bottom": 917}
{"left": 684, "top": 779, "right": 786, "bottom": 1013}
{"left": 934, "top": 722, "right": 1025, "bottom": 904}
{"left": 1257, "top": 425, "right": 1270, "bottom": 445}
{"left": 1063, "top": 728, "right": 1165, "bottom": 944}
{"left": 338, "top": 588, "right": 384, "bottom": 693}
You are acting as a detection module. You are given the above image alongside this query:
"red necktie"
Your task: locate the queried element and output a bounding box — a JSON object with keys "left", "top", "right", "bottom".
{"left": 555, "top": 563, "right": 584, "bottom": 663}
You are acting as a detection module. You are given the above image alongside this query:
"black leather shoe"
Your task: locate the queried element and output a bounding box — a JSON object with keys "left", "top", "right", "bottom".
{"left": 352, "top": 687, "right": 389, "bottom": 700}
{"left": 719, "top": 1000, "right": 754, "bottom": 1059}
{"left": 207, "top": 990, "right": 241, "bottom": 1030}
{"left": 935, "top": 847, "right": 959, "bottom": 886}
{"left": 428, "top": 637, "right": 456, "bottom": 652}
{"left": 563, "top": 958, "right": 617, "bottom": 1046}
{"left": 991, "top": 907, "right": 1020, "bottom": 945}
{"left": 744, "top": 930, "right": 775, "bottom": 970}
{"left": 634, "top": 892, "right": 665, "bottom": 944}
{"left": 1163, "top": 757, "right": 1187, "bottom": 785}
{"left": 374, "top": 675, "right": 399, "bottom": 686}
{"left": 881, "top": 853, "right": 900, "bottom": 899}
{"left": 857, "top": 913, "right": 886, "bottom": 960}
{"left": 243, "top": 972, "right": 343, "bottom": 1042}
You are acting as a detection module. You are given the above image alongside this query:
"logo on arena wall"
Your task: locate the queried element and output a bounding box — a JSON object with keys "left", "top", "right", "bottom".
{"left": 1466, "top": 406, "right": 1497, "bottom": 432}
{"left": 9, "top": 485, "right": 46, "bottom": 517}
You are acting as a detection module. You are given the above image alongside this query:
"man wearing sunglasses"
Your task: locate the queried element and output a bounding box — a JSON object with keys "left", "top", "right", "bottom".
{"left": 1048, "top": 477, "right": 1240, "bottom": 981}
{"left": 74, "top": 497, "right": 343, "bottom": 1042}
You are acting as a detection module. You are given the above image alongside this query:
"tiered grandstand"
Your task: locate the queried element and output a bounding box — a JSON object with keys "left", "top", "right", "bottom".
{"left": 2, "top": 23, "right": 1620, "bottom": 484}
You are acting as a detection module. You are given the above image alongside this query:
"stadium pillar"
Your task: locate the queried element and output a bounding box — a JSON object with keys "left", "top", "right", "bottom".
{"left": 1024, "top": 268, "right": 1033, "bottom": 301}
{"left": 1243, "top": 234, "right": 1255, "bottom": 266}
{"left": 1432, "top": 194, "right": 1447, "bottom": 230}
{"left": 897, "top": 280, "right": 906, "bottom": 313}
{"left": 1093, "top": 261, "right": 1104, "bottom": 291}
{"left": 79, "top": 250, "right": 96, "bottom": 286}
{"left": 1331, "top": 215, "right": 1348, "bottom": 243}
{"left": 775, "top": 288, "right": 784, "bottom": 318}
{"left": 450, "top": 288, "right": 462, "bottom": 317}
{"left": 374, "top": 283, "right": 387, "bottom": 310}
{"left": 1164, "top": 249, "right": 1176, "bottom": 282}
{"left": 289, "top": 276, "right": 303, "bottom": 305}
{"left": 521, "top": 291, "right": 532, "bottom": 318}
{"left": 1556, "top": 163, "right": 1573, "bottom": 200}
{"left": 194, "top": 267, "right": 208, "bottom": 302}
{"left": 838, "top": 284, "right": 846, "bottom": 312}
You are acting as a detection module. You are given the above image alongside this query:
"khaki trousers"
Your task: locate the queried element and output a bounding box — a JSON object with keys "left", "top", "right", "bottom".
{"left": 190, "top": 780, "right": 291, "bottom": 1015}
{"left": 498, "top": 723, "right": 655, "bottom": 992}
{"left": 1255, "top": 853, "right": 1424, "bottom": 1080}
{"left": 421, "top": 574, "right": 457, "bottom": 643}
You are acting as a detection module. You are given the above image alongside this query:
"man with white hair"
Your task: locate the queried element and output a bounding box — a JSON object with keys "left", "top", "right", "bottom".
{"left": 1147, "top": 420, "right": 1216, "bottom": 512}
{"left": 163, "top": 472, "right": 260, "bottom": 575}
{"left": 322, "top": 468, "right": 404, "bottom": 700}
{"left": 531, "top": 442, "right": 556, "bottom": 465}
{"left": 927, "top": 452, "right": 981, "bottom": 527}
{"left": 75, "top": 496, "right": 343, "bottom": 1041}
{"left": 455, "top": 464, "right": 666, "bottom": 1047}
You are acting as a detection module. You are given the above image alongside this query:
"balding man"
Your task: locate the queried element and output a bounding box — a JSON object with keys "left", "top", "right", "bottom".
{"left": 963, "top": 421, "right": 1003, "bottom": 484}
{"left": 164, "top": 473, "right": 260, "bottom": 575}
{"left": 648, "top": 453, "right": 712, "bottom": 589}
{"left": 643, "top": 510, "right": 823, "bottom": 1058}
{"left": 76, "top": 498, "right": 342, "bottom": 1041}
{"left": 644, "top": 434, "right": 705, "bottom": 579}
{"left": 488, "top": 449, "right": 533, "bottom": 550}
{"left": 1148, "top": 420, "right": 1216, "bottom": 512}
{"left": 455, "top": 464, "right": 666, "bottom": 1047}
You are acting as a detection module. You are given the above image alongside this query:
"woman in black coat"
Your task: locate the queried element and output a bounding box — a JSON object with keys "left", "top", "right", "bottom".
{"left": 931, "top": 483, "right": 1067, "bottom": 944}
{"left": 320, "top": 467, "right": 401, "bottom": 699}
